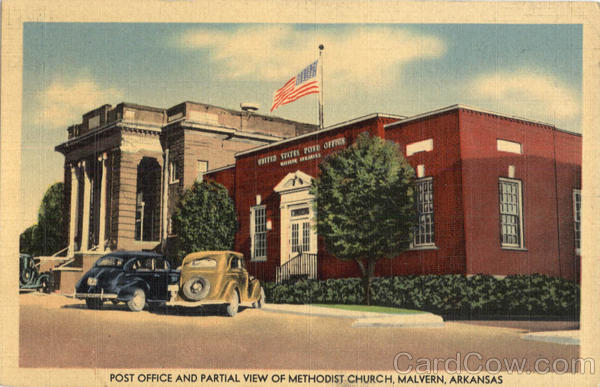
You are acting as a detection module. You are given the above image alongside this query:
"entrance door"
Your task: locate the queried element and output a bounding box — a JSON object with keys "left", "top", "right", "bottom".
{"left": 289, "top": 207, "right": 312, "bottom": 260}
{"left": 274, "top": 170, "right": 316, "bottom": 268}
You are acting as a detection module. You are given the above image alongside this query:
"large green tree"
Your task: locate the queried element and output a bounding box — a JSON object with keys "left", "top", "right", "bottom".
{"left": 172, "top": 180, "right": 238, "bottom": 264}
{"left": 20, "top": 182, "right": 66, "bottom": 256}
{"left": 19, "top": 224, "right": 38, "bottom": 256}
{"left": 311, "top": 133, "right": 417, "bottom": 305}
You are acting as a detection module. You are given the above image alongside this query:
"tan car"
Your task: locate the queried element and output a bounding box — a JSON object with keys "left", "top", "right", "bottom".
{"left": 176, "top": 251, "right": 265, "bottom": 317}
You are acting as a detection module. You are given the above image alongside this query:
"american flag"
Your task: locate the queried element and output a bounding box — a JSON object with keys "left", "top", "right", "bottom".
{"left": 271, "top": 60, "right": 319, "bottom": 112}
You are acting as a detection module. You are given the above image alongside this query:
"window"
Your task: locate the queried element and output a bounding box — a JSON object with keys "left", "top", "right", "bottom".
{"left": 573, "top": 190, "right": 581, "bottom": 253}
{"left": 291, "top": 223, "right": 299, "bottom": 253}
{"left": 414, "top": 177, "right": 434, "bottom": 246}
{"left": 169, "top": 161, "right": 178, "bottom": 184}
{"left": 291, "top": 207, "right": 309, "bottom": 217}
{"left": 197, "top": 160, "right": 208, "bottom": 182}
{"left": 251, "top": 206, "right": 267, "bottom": 260}
{"left": 188, "top": 258, "right": 217, "bottom": 268}
{"left": 135, "top": 192, "right": 144, "bottom": 240}
{"left": 95, "top": 257, "right": 124, "bottom": 267}
{"left": 499, "top": 178, "right": 524, "bottom": 248}
{"left": 302, "top": 222, "right": 311, "bottom": 252}
{"left": 134, "top": 157, "right": 161, "bottom": 241}
{"left": 131, "top": 258, "right": 153, "bottom": 271}
{"left": 155, "top": 258, "right": 169, "bottom": 271}
{"left": 230, "top": 255, "right": 244, "bottom": 269}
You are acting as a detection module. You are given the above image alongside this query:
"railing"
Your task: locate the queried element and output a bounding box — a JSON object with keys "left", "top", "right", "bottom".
{"left": 275, "top": 252, "right": 317, "bottom": 283}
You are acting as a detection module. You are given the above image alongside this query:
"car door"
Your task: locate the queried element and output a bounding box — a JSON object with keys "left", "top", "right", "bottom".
{"left": 151, "top": 258, "right": 170, "bottom": 301}
{"left": 128, "top": 257, "right": 156, "bottom": 300}
{"left": 229, "top": 254, "right": 249, "bottom": 301}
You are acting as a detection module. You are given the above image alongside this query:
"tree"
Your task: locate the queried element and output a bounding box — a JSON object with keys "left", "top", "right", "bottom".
{"left": 19, "top": 224, "right": 38, "bottom": 255}
{"left": 172, "top": 180, "right": 238, "bottom": 264}
{"left": 19, "top": 182, "right": 66, "bottom": 256}
{"left": 311, "top": 133, "right": 417, "bottom": 305}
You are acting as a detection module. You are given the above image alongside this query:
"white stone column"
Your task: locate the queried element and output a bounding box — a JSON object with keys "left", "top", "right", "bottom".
{"left": 80, "top": 160, "right": 92, "bottom": 252}
{"left": 68, "top": 163, "right": 80, "bottom": 256}
{"left": 98, "top": 153, "right": 108, "bottom": 250}
{"left": 160, "top": 149, "right": 170, "bottom": 244}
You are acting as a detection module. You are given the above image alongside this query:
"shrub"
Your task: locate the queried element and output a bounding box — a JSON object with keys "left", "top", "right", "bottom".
{"left": 263, "top": 274, "right": 580, "bottom": 319}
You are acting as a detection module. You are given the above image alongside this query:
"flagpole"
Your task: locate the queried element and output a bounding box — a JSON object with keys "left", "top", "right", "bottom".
{"left": 318, "top": 44, "right": 324, "bottom": 130}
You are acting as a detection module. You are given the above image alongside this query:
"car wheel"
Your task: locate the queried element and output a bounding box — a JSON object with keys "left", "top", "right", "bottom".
{"left": 182, "top": 276, "right": 211, "bottom": 301}
{"left": 225, "top": 290, "right": 239, "bottom": 317}
{"left": 252, "top": 287, "right": 265, "bottom": 309}
{"left": 39, "top": 277, "right": 51, "bottom": 294}
{"left": 110, "top": 299, "right": 120, "bottom": 305}
{"left": 85, "top": 298, "right": 103, "bottom": 310}
{"left": 127, "top": 288, "right": 146, "bottom": 312}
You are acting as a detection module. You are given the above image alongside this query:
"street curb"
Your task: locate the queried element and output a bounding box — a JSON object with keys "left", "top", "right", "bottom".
{"left": 262, "top": 304, "right": 444, "bottom": 328}
{"left": 521, "top": 330, "right": 579, "bottom": 346}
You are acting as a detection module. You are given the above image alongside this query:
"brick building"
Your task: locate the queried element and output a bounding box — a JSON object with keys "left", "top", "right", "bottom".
{"left": 54, "top": 102, "right": 581, "bottom": 291}
{"left": 206, "top": 105, "right": 582, "bottom": 283}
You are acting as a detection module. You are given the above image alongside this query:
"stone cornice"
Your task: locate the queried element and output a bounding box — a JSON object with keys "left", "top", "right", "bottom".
{"left": 55, "top": 120, "right": 162, "bottom": 154}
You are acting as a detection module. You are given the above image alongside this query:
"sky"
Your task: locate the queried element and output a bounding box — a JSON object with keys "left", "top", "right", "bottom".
{"left": 20, "top": 23, "right": 582, "bottom": 234}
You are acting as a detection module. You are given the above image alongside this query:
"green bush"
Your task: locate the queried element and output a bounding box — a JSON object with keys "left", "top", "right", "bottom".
{"left": 171, "top": 180, "right": 237, "bottom": 265}
{"left": 263, "top": 274, "right": 580, "bottom": 319}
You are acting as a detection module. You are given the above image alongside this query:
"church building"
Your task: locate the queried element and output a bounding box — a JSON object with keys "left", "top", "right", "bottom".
{"left": 53, "top": 101, "right": 317, "bottom": 290}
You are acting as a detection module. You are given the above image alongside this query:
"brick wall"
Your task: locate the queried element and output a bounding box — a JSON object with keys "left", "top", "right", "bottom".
{"left": 459, "top": 109, "right": 581, "bottom": 281}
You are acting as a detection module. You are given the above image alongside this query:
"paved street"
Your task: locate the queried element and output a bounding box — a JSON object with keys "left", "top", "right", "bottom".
{"left": 20, "top": 293, "right": 579, "bottom": 371}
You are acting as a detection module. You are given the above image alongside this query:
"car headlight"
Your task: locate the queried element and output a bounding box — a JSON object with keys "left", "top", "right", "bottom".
{"left": 87, "top": 277, "right": 98, "bottom": 286}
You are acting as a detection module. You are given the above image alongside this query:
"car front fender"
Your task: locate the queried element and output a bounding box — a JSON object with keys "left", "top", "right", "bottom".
{"left": 248, "top": 279, "right": 261, "bottom": 301}
{"left": 219, "top": 280, "right": 239, "bottom": 302}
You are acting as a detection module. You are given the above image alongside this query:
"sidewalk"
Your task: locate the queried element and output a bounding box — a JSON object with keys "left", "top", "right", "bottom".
{"left": 521, "top": 330, "right": 579, "bottom": 345}
{"left": 262, "top": 303, "right": 444, "bottom": 328}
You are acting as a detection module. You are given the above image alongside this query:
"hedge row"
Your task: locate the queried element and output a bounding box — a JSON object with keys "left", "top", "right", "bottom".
{"left": 263, "top": 274, "right": 580, "bottom": 319}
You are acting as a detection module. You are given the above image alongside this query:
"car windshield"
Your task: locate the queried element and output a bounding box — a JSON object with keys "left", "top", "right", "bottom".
{"left": 188, "top": 258, "right": 218, "bottom": 268}
{"left": 95, "top": 256, "right": 125, "bottom": 267}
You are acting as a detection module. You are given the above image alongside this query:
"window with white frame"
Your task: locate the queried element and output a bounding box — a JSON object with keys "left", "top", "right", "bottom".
{"left": 169, "top": 160, "right": 178, "bottom": 183}
{"left": 197, "top": 160, "right": 208, "bottom": 182}
{"left": 499, "top": 178, "right": 524, "bottom": 248}
{"left": 573, "top": 189, "right": 581, "bottom": 253}
{"left": 302, "top": 222, "right": 311, "bottom": 252}
{"left": 251, "top": 205, "right": 267, "bottom": 260}
{"left": 291, "top": 223, "right": 299, "bottom": 253}
{"left": 414, "top": 177, "right": 434, "bottom": 246}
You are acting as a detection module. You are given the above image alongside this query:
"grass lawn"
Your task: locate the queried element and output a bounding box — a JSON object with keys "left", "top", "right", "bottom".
{"left": 311, "top": 304, "right": 423, "bottom": 315}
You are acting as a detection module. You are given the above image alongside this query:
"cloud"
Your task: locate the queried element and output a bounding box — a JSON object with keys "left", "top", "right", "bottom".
{"left": 34, "top": 77, "right": 124, "bottom": 128}
{"left": 468, "top": 69, "right": 580, "bottom": 123}
{"left": 177, "top": 25, "right": 445, "bottom": 94}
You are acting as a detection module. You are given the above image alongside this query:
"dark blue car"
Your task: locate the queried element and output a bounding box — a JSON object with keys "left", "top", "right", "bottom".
{"left": 75, "top": 251, "right": 180, "bottom": 311}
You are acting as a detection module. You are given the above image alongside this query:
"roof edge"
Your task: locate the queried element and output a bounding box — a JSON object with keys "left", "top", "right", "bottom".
{"left": 205, "top": 164, "right": 236, "bottom": 174}
{"left": 385, "top": 104, "right": 580, "bottom": 136}
{"left": 234, "top": 113, "right": 406, "bottom": 158}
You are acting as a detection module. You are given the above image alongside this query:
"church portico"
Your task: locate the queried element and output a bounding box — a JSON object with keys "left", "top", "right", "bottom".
{"left": 64, "top": 153, "right": 112, "bottom": 255}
